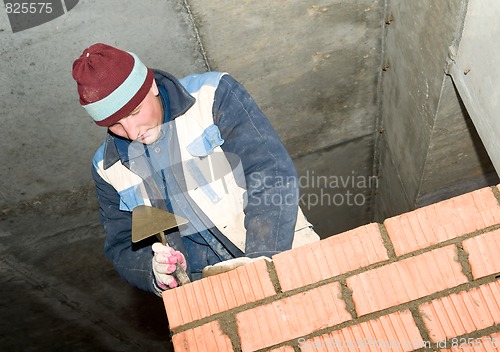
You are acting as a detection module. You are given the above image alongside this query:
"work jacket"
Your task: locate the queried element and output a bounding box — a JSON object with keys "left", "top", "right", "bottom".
{"left": 91, "top": 70, "right": 319, "bottom": 294}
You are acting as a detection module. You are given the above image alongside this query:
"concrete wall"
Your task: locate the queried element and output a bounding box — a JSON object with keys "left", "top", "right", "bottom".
{"left": 375, "top": 0, "right": 499, "bottom": 220}
{"left": 1, "top": 1, "right": 498, "bottom": 240}
{"left": 0, "top": 0, "right": 206, "bottom": 205}
{"left": 0, "top": 0, "right": 384, "bottom": 237}
{"left": 447, "top": 0, "right": 500, "bottom": 176}
{"left": 417, "top": 75, "right": 498, "bottom": 207}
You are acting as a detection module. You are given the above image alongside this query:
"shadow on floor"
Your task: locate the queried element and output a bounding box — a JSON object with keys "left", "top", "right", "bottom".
{"left": 0, "top": 189, "right": 174, "bottom": 351}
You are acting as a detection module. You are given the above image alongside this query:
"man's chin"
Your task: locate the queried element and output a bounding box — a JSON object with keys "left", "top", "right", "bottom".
{"left": 140, "top": 137, "right": 158, "bottom": 144}
{"left": 138, "top": 131, "right": 161, "bottom": 144}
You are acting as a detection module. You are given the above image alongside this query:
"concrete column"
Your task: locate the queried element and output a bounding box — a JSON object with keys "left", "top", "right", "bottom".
{"left": 375, "top": 0, "right": 498, "bottom": 220}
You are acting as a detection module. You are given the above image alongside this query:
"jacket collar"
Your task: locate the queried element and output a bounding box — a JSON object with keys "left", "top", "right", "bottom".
{"left": 102, "top": 70, "right": 195, "bottom": 170}
{"left": 153, "top": 69, "right": 195, "bottom": 119}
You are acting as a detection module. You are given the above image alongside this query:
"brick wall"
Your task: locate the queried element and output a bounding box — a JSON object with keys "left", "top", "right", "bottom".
{"left": 162, "top": 186, "right": 500, "bottom": 351}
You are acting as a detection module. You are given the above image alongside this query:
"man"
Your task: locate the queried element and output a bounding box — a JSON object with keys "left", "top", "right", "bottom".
{"left": 72, "top": 43, "right": 318, "bottom": 296}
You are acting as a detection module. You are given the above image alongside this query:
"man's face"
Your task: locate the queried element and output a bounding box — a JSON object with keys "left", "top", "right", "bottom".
{"left": 108, "top": 81, "right": 164, "bottom": 144}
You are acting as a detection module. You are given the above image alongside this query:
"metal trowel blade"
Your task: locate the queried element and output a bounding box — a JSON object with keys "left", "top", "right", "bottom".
{"left": 131, "top": 205, "right": 188, "bottom": 243}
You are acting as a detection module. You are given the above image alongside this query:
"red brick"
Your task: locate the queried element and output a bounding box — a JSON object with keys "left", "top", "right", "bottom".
{"left": 492, "top": 332, "right": 500, "bottom": 344}
{"left": 347, "top": 245, "right": 468, "bottom": 316}
{"left": 463, "top": 229, "right": 500, "bottom": 279}
{"left": 489, "top": 332, "right": 500, "bottom": 351}
{"left": 171, "top": 320, "right": 233, "bottom": 352}
{"left": 273, "top": 223, "right": 389, "bottom": 291}
{"left": 236, "top": 282, "right": 351, "bottom": 351}
{"left": 163, "top": 259, "right": 276, "bottom": 329}
{"left": 268, "top": 346, "right": 295, "bottom": 352}
{"left": 384, "top": 188, "right": 500, "bottom": 256}
{"left": 299, "top": 310, "right": 425, "bottom": 352}
{"left": 419, "top": 279, "right": 500, "bottom": 342}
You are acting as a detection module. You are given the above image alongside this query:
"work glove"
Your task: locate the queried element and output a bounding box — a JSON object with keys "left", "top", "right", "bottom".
{"left": 152, "top": 243, "right": 187, "bottom": 290}
{"left": 202, "top": 256, "right": 271, "bottom": 278}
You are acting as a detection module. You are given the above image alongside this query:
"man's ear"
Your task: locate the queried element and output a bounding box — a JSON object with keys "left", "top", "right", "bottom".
{"left": 151, "top": 80, "right": 159, "bottom": 96}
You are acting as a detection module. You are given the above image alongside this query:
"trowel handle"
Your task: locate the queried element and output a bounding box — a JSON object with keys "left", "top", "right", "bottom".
{"left": 174, "top": 263, "right": 191, "bottom": 285}
{"left": 156, "top": 232, "right": 191, "bottom": 286}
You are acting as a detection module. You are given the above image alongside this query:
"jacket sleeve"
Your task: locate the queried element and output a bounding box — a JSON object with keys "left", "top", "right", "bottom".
{"left": 213, "top": 74, "right": 299, "bottom": 258}
{"left": 91, "top": 164, "right": 159, "bottom": 295}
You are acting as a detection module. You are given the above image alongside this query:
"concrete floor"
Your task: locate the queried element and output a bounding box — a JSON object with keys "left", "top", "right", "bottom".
{"left": 0, "top": 188, "right": 174, "bottom": 351}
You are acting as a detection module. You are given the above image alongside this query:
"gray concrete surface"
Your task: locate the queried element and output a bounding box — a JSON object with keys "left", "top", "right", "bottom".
{"left": 448, "top": 0, "right": 500, "bottom": 175}
{"left": 378, "top": 0, "right": 464, "bottom": 214}
{"left": 375, "top": 0, "right": 499, "bottom": 220}
{"left": 0, "top": 0, "right": 499, "bottom": 350}
{"left": 0, "top": 189, "right": 174, "bottom": 351}
{"left": 0, "top": 0, "right": 206, "bottom": 206}
{"left": 0, "top": 0, "right": 384, "bottom": 235}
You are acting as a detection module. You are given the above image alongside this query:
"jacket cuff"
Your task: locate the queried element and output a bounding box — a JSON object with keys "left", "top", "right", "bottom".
{"left": 151, "top": 270, "right": 164, "bottom": 297}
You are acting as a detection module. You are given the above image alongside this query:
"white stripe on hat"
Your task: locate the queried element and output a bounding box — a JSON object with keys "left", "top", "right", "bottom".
{"left": 82, "top": 52, "right": 148, "bottom": 122}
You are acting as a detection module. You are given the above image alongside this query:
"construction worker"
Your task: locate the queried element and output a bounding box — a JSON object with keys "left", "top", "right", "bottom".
{"left": 72, "top": 43, "right": 319, "bottom": 296}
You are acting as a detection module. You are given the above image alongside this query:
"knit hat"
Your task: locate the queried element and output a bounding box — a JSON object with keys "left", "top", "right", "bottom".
{"left": 72, "top": 43, "right": 154, "bottom": 127}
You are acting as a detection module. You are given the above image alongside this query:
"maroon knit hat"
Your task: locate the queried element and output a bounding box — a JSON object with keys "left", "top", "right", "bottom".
{"left": 72, "top": 43, "right": 154, "bottom": 127}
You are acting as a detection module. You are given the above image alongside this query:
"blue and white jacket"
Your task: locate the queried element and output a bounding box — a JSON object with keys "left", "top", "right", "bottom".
{"left": 91, "top": 70, "right": 318, "bottom": 294}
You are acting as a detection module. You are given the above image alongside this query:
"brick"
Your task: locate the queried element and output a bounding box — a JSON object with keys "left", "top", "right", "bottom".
{"left": 299, "top": 310, "right": 425, "bottom": 352}
{"left": 163, "top": 259, "right": 276, "bottom": 329}
{"left": 463, "top": 229, "right": 500, "bottom": 279}
{"left": 171, "top": 320, "right": 233, "bottom": 352}
{"left": 236, "top": 282, "right": 351, "bottom": 351}
{"left": 268, "top": 346, "right": 295, "bottom": 352}
{"left": 419, "top": 279, "right": 500, "bottom": 342}
{"left": 384, "top": 187, "right": 500, "bottom": 256}
{"left": 347, "top": 245, "right": 468, "bottom": 316}
{"left": 273, "top": 223, "right": 389, "bottom": 291}
{"left": 488, "top": 332, "right": 500, "bottom": 351}
{"left": 492, "top": 332, "right": 500, "bottom": 346}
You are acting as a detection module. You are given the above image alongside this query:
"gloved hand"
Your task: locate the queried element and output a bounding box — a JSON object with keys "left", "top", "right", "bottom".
{"left": 202, "top": 256, "right": 271, "bottom": 278}
{"left": 152, "top": 243, "right": 187, "bottom": 290}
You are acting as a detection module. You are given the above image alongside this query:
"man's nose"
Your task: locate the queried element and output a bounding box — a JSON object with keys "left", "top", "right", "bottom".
{"left": 120, "top": 117, "right": 140, "bottom": 140}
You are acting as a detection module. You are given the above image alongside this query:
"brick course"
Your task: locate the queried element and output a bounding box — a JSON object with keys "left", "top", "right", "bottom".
{"left": 236, "top": 282, "right": 351, "bottom": 351}
{"left": 273, "top": 223, "right": 389, "bottom": 291}
{"left": 419, "top": 280, "right": 500, "bottom": 342}
{"left": 347, "top": 245, "right": 468, "bottom": 316}
{"left": 171, "top": 320, "right": 233, "bottom": 352}
{"left": 463, "top": 229, "right": 500, "bottom": 279}
{"left": 162, "top": 186, "right": 500, "bottom": 351}
{"left": 300, "top": 310, "right": 425, "bottom": 352}
{"left": 163, "top": 259, "right": 276, "bottom": 329}
{"left": 384, "top": 188, "right": 500, "bottom": 256}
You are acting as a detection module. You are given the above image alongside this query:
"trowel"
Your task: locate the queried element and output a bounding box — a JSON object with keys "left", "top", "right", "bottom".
{"left": 132, "top": 205, "right": 191, "bottom": 285}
